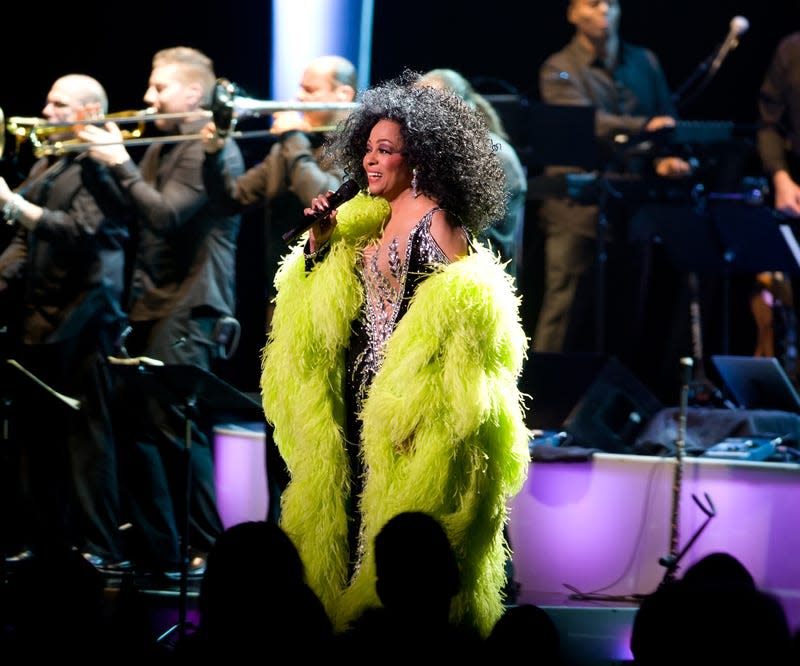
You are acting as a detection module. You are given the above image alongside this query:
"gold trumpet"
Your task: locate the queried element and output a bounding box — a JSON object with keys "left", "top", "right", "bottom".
{"left": 5, "top": 109, "right": 150, "bottom": 158}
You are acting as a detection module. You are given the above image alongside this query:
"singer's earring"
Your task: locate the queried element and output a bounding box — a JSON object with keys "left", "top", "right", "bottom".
{"left": 411, "top": 167, "right": 419, "bottom": 198}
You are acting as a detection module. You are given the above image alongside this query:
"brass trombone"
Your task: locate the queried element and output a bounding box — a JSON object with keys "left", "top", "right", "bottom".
{"left": 4, "top": 78, "right": 359, "bottom": 158}
{"left": 5, "top": 109, "right": 150, "bottom": 159}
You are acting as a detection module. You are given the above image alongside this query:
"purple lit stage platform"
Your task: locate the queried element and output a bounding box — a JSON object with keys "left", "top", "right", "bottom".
{"left": 213, "top": 422, "right": 270, "bottom": 528}
{"left": 508, "top": 452, "right": 800, "bottom": 665}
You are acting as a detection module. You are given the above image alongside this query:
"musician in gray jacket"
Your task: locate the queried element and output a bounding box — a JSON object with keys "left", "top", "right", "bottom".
{"left": 533, "top": 0, "right": 692, "bottom": 382}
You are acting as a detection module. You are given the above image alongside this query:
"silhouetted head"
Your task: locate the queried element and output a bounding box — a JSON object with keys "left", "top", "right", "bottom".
{"left": 374, "top": 511, "right": 460, "bottom": 612}
{"left": 487, "top": 604, "right": 561, "bottom": 664}
{"left": 681, "top": 551, "right": 755, "bottom": 590}
{"left": 198, "top": 520, "right": 307, "bottom": 624}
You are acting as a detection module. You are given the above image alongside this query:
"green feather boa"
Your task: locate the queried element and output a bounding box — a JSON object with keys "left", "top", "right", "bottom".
{"left": 261, "top": 192, "right": 531, "bottom": 637}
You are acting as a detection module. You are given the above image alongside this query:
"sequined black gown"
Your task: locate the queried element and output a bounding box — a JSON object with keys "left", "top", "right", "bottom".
{"left": 342, "top": 207, "right": 464, "bottom": 569}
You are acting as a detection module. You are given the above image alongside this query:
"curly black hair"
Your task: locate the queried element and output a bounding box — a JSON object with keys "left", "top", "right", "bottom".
{"left": 321, "top": 70, "right": 507, "bottom": 234}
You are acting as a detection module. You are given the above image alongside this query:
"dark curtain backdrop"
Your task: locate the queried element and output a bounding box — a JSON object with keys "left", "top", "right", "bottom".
{"left": 3, "top": 1, "right": 794, "bottom": 155}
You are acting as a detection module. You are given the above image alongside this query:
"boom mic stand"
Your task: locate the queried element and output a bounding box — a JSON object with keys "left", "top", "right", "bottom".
{"left": 672, "top": 16, "right": 749, "bottom": 114}
{"left": 671, "top": 53, "right": 716, "bottom": 114}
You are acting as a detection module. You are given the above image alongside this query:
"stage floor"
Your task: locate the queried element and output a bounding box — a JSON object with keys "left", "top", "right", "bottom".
{"left": 1, "top": 564, "right": 201, "bottom": 653}
{"left": 509, "top": 451, "right": 800, "bottom": 664}
{"left": 537, "top": 596, "right": 638, "bottom": 666}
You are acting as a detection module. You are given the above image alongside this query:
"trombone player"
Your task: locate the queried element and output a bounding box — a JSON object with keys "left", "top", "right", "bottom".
{"left": 199, "top": 54, "right": 358, "bottom": 522}
{"left": 200, "top": 53, "right": 357, "bottom": 323}
{"left": 76, "top": 46, "right": 245, "bottom": 579}
{"left": 0, "top": 74, "right": 132, "bottom": 573}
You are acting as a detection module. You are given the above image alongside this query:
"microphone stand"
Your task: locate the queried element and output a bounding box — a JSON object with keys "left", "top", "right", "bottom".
{"left": 568, "top": 357, "right": 717, "bottom": 602}
{"left": 658, "top": 356, "right": 691, "bottom": 585}
{"left": 672, "top": 53, "right": 715, "bottom": 113}
{"left": 658, "top": 492, "right": 716, "bottom": 588}
{"left": 656, "top": 357, "right": 718, "bottom": 588}
{"left": 672, "top": 37, "right": 734, "bottom": 114}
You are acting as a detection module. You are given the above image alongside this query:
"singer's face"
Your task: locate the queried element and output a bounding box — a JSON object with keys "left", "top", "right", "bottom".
{"left": 363, "top": 119, "right": 413, "bottom": 200}
{"left": 569, "top": 0, "right": 620, "bottom": 41}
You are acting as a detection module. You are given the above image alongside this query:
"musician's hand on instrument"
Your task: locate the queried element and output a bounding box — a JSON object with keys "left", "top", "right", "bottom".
{"left": 72, "top": 103, "right": 104, "bottom": 133}
{"left": 645, "top": 115, "right": 677, "bottom": 132}
{"left": 201, "top": 121, "right": 225, "bottom": 154}
{"left": 654, "top": 156, "right": 693, "bottom": 179}
{"left": 772, "top": 171, "right": 800, "bottom": 218}
{"left": 77, "top": 122, "right": 122, "bottom": 145}
{"left": 305, "top": 191, "right": 338, "bottom": 251}
{"left": 78, "top": 122, "right": 130, "bottom": 167}
{"left": 271, "top": 111, "right": 311, "bottom": 135}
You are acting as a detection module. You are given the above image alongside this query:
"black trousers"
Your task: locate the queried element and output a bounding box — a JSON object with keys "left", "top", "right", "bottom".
{"left": 115, "top": 310, "right": 223, "bottom": 569}
{"left": 2, "top": 320, "right": 126, "bottom": 561}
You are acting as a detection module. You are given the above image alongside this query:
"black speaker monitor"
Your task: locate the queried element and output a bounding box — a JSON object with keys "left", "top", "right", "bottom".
{"left": 564, "top": 356, "right": 664, "bottom": 453}
{"left": 525, "top": 352, "right": 608, "bottom": 431}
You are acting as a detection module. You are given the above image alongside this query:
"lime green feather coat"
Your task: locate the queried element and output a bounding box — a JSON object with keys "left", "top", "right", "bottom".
{"left": 260, "top": 193, "right": 531, "bottom": 637}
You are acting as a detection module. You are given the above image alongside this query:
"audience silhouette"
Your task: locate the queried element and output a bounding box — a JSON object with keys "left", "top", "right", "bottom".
{"left": 486, "top": 602, "right": 563, "bottom": 665}
{"left": 3, "top": 522, "right": 794, "bottom": 663}
{"left": 172, "top": 520, "right": 332, "bottom": 662}
{"left": 1, "top": 545, "right": 112, "bottom": 659}
{"left": 334, "top": 511, "right": 485, "bottom": 659}
{"left": 630, "top": 551, "right": 793, "bottom": 665}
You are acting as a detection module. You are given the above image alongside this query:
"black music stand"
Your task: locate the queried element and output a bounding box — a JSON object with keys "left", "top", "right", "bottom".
{"left": 110, "top": 360, "right": 261, "bottom": 643}
{"left": 712, "top": 203, "right": 800, "bottom": 275}
{"left": 1, "top": 359, "right": 81, "bottom": 566}
{"left": 628, "top": 199, "right": 741, "bottom": 406}
{"left": 709, "top": 203, "right": 800, "bottom": 356}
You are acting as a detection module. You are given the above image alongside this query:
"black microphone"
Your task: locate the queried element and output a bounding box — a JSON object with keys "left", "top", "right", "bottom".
{"left": 709, "top": 16, "right": 749, "bottom": 74}
{"left": 282, "top": 179, "right": 360, "bottom": 243}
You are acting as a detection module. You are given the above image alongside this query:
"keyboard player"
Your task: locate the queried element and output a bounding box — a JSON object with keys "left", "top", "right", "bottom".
{"left": 532, "top": 0, "right": 693, "bottom": 403}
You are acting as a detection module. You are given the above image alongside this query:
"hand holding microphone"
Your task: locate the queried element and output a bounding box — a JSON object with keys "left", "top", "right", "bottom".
{"left": 282, "top": 179, "right": 360, "bottom": 245}
{"left": 306, "top": 192, "right": 338, "bottom": 250}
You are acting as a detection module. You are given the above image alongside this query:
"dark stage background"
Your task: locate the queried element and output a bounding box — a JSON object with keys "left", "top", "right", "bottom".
{"left": 1, "top": 0, "right": 798, "bottom": 396}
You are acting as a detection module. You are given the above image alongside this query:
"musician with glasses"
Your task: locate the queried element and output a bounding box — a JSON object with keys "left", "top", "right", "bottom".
{"left": 533, "top": 0, "right": 692, "bottom": 387}
{"left": 78, "top": 46, "right": 245, "bottom": 579}
{"left": 0, "top": 74, "right": 132, "bottom": 573}
{"left": 199, "top": 54, "right": 357, "bottom": 522}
